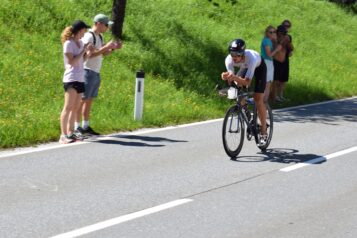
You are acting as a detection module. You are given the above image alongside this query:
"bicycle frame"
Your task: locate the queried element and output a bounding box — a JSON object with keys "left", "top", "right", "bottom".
{"left": 231, "top": 86, "right": 260, "bottom": 144}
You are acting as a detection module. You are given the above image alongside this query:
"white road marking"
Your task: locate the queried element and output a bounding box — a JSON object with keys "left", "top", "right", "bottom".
{"left": 49, "top": 199, "right": 193, "bottom": 238}
{"left": 0, "top": 141, "right": 87, "bottom": 159}
{"left": 0, "top": 96, "right": 356, "bottom": 159}
{"left": 0, "top": 118, "right": 223, "bottom": 159}
{"left": 280, "top": 146, "right": 357, "bottom": 172}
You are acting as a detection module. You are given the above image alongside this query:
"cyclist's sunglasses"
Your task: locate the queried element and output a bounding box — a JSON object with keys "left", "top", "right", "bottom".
{"left": 230, "top": 52, "right": 244, "bottom": 57}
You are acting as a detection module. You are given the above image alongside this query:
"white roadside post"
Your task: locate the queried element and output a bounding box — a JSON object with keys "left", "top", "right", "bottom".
{"left": 134, "top": 70, "right": 145, "bottom": 120}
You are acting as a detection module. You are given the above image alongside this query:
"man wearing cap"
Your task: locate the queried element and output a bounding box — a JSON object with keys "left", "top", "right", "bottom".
{"left": 76, "top": 13, "right": 122, "bottom": 136}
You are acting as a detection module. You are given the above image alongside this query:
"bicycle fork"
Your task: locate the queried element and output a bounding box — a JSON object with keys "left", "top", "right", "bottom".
{"left": 228, "top": 107, "right": 251, "bottom": 134}
{"left": 228, "top": 107, "right": 241, "bottom": 133}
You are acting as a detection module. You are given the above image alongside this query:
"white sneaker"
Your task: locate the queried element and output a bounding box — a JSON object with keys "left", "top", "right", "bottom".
{"left": 259, "top": 134, "right": 268, "bottom": 146}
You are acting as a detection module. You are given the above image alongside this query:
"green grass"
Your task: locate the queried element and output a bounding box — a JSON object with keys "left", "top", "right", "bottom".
{"left": 0, "top": 0, "right": 356, "bottom": 148}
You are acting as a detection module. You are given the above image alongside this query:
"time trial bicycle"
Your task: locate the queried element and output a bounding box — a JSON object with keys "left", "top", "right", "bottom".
{"left": 222, "top": 84, "right": 273, "bottom": 158}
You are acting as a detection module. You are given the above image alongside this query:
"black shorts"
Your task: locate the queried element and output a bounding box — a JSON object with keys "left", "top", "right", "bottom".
{"left": 252, "top": 59, "right": 267, "bottom": 93}
{"left": 273, "top": 59, "right": 289, "bottom": 82}
{"left": 63, "top": 81, "right": 85, "bottom": 94}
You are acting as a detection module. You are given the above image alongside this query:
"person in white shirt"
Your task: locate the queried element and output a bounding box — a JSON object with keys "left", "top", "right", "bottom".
{"left": 221, "top": 39, "right": 268, "bottom": 144}
{"left": 76, "top": 14, "right": 122, "bottom": 136}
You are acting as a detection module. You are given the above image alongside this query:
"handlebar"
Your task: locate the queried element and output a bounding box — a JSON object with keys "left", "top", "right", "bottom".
{"left": 228, "top": 82, "right": 251, "bottom": 98}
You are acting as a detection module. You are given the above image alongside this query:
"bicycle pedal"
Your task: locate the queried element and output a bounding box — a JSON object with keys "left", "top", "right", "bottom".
{"left": 246, "top": 128, "right": 253, "bottom": 140}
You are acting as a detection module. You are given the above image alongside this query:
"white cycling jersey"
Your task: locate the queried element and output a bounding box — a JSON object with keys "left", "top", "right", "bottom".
{"left": 225, "top": 49, "right": 262, "bottom": 80}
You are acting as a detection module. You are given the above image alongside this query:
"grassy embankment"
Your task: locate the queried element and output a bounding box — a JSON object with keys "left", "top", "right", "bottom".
{"left": 0, "top": 0, "right": 356, "bottom": 148}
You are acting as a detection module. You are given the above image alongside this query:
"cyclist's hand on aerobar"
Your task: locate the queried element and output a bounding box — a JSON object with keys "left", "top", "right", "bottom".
{"left": 221, "top": 72, "right": 235, "bottom": 82}
{"left": 221, "top": 72, "right": 229, "bottom": 81}
{"left": 222, "top": 72, "right": 236, "bottom": 85}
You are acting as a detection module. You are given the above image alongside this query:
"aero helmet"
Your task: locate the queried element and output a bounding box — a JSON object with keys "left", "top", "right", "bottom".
{"left": 228, "top": 39, "right": 246, "bottom": 56}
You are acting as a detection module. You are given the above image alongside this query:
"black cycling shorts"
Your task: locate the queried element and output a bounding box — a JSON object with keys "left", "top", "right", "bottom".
{"left": 63, "top": 81, "right": 85, "bottom": 94}
{"left": 253, "top": 59, "right": 267, "bottom": 93}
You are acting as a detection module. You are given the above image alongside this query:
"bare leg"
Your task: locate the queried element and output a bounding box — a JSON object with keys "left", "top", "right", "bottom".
{"left": 271, "top": 81, "right": 277, "bottom": 101}
{"left": 76, "top": 100, "right": 84, "bottom": 126}
{"left": 263, "top": 82, "right": 271, "bottom": 103}
{"left": 82, "top": 98, "right": 93, "bottom": 122}
{"left": 60, "top": 89, "right": 78, "bottom": 135}
{"left": 279, "top": 82, "right": 286, "bottom": 98}
{"left": 67, "top": 92, "right": 82, "bottom": 134}
{"left": 254, "top": 93, "right": 267, "bottom": 135}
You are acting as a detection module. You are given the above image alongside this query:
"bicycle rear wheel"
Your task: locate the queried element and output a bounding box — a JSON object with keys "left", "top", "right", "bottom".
{"left": 222, "top": 105, "right": 245, "bottom": 158}
{"left": 256, "top": 103, "right": 273, "bottom": 151}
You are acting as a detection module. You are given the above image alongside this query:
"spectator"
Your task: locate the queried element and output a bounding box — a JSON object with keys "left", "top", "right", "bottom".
{"left": 59, "top": 20, "right": 94, "bottom": 144}
{"left": 76, "top": 14, "right": 122, "bottom": 136}
{"left": 260, "top": 25, "right": 282, "bottom": 103}
{"left": 282, "top": 19, "right": 294, "bottom": 98}
{"left": 272, "top": 25, "right": 293, "bottom": 102}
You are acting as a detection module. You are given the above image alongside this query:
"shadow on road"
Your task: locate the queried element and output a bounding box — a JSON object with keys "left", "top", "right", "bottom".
{"left": 274, "top": 98, "right": 357, "bottom": 125}
{"left": 93, "top": 134, "right": 188, "bottom": 147}
{"left": 115, "top": 134, "right": 188, "bottom": 143}
{"left": 261, "top": 148, "right": 325, "bottom": 164}
{"left": 233, "top": 148, "right": 326, "bottom": 165}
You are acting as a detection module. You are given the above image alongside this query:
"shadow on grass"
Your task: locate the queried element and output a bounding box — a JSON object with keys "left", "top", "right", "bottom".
{"left": 129, "top": 21, "right": 226, "bottom": 95}
{"left": 93, "top": 134, "right": 188, "bottom": 147}
{"left": 273, "top": 96, "right": 357, "bottom": 124}
{"left": 327, "top": 0, "right": 357, "bottom": 14}
{"left": 233, "top": 148, "right": 326, "bottom": 165}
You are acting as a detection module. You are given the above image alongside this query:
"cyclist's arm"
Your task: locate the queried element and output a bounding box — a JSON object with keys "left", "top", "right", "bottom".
{"left": 228, "top": 75, "right": 251, "bottom": 87}
{"left": 222, "top": 71, "right": 251, "bottom": 87}
{"left": 225, "top": 55, "right": 235, "bottom": 74}
{"left": 223, "top": 55, "right": 252, "bottom": 86}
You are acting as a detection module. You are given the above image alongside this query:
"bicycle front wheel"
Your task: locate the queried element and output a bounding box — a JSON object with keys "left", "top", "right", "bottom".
{"left": 222, "top": 105, "right": 245, "bottom": 158}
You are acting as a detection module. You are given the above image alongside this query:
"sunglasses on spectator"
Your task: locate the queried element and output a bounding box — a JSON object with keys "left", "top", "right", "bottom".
{"left": 269, "top": 31, "right": 276, "bottom": 34}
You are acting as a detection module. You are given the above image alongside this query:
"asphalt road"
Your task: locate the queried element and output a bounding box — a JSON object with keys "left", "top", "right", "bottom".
{"left": 0, "top": 97, "right": 356, "bottom": 238}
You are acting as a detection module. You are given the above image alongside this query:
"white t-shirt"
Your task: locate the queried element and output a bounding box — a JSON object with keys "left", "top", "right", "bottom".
{"left": 225, "top": 49, "right": 262, "bottom": 80}
{"left": 82, "top": 30, "right": 104, "bottom": 73}
{"left": 63, "top": 39, "right": 85, "bottom": 83}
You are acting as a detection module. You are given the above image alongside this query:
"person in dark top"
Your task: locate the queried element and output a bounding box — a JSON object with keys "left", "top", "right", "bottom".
{"left": 272, "top": 23, "right": 294, "bottom": 103}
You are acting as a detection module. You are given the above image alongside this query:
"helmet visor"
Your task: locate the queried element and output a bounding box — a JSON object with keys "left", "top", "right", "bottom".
{"left": 230, "top": 51, "right": 244, "bottom": 57}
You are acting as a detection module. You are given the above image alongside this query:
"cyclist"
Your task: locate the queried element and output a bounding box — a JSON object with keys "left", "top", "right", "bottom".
{"left": 221, "top": 39, "right": 268, "bottom": 145}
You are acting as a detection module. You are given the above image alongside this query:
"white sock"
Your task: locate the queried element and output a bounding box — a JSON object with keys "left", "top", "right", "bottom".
{"left": 74, "top": 122, "right": 81, "bottom": 130}
{"left": 83, "top": 120, "right": 89, "bottom": 129}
